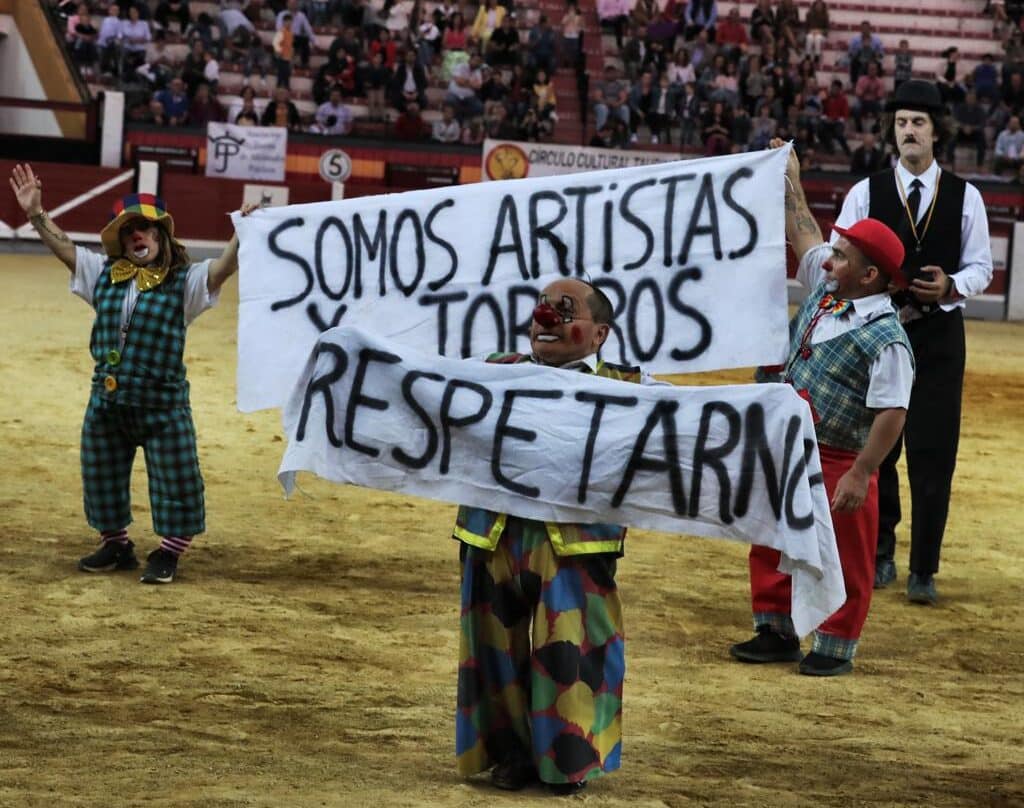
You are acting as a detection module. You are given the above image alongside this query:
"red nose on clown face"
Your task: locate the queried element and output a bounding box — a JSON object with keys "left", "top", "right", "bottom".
{"left": 533, "top": 302, "right": 562, "bottom": 328}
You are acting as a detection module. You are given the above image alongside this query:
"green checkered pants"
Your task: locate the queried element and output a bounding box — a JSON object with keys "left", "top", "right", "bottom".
{"left": 80, "top": 399, "right": 205, "bottom": 537}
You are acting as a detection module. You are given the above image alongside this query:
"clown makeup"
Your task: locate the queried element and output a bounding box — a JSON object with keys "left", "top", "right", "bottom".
{"left": 119, "top": 218, "right": 161, "bottom": 265}
{"left": 529, "top": 279, "right": 610, "bottom": 366}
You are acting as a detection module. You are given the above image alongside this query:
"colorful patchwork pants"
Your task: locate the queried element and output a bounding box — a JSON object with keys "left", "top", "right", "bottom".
{"left": 456, "top": 517, "right": 625, "bottom": 786}
{"left": 80, "top": 400, "right": 205, "bottom": 537}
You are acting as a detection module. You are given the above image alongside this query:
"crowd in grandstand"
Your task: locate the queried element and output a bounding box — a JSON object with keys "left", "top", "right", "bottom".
{"left": 51, "top": 0, "right": 1024, "bottom": 179}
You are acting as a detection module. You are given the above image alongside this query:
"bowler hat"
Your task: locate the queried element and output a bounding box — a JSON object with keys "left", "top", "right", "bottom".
{"left": 884, "top": 79, "right": 944, "bottom": 114}
{"left": 831, "top": 218, "right": 909, "bottom": 289}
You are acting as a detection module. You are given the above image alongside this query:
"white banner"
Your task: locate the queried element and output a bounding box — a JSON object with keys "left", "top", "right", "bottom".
{"left": 482, "top": 138, "right": 682, "bottom": 180}
{"left": 206, "top": 122, "right": 287, "bottom": 181}
{"left": 279, "top": 327, "right": 843, "bottom": 637}
{"left": 235, "top": 148, "right": 791, "bottom": 412}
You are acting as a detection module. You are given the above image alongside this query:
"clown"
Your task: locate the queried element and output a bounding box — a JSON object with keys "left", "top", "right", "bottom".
{"left": 452, "top": 277, "right": 662, "bottom": 794}
{"left": 8, "top": 163, "right": 257, "bottom": 584}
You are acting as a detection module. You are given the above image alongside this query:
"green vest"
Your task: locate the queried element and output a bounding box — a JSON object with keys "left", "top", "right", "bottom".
{"left": 453, "top": 352, "right": 642, "bottom": 557}
{"left": 89, "top": 262, "right": 191, "bottom": 409}
{"left": 787, "top": 285, "right": 912, "bottom": 452}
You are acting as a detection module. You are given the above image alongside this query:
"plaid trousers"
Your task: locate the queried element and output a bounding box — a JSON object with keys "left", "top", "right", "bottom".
{"left": 80, "top": 399, "right": 205, "bottom": 537}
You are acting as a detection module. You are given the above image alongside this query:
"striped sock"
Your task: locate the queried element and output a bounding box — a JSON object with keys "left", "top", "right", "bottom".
{"left": 159, "top": 535, "right": 192, "bottom": 556}
{"left": 100, "top": 528, "right": 129, "bottom": 544}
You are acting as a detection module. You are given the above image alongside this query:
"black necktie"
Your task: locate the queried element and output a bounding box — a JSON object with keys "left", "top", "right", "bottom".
{"left": 907, "top": 178, "right": 922, "bottom": 223}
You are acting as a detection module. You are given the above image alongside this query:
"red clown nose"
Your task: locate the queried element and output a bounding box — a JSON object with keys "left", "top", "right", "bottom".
{"left": 533, "top": 303, "right": 562, "bottom": 328}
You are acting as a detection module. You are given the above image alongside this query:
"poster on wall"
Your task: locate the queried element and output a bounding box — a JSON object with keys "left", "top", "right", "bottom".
{"left": 205, "top": 123, "right": 287, "bottom": 181}
{"left": 482, "top": 138, "right": 683, "bottom": 180}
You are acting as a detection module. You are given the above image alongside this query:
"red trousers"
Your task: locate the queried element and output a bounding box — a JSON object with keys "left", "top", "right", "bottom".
{"left": 748, "top": 444, "right": 878, "bottom": 644}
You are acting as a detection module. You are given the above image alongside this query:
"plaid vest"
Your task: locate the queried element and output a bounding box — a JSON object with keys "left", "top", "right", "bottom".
{"left": 453, "top": 352, "right": 642, "bottom": 557}
{"left": 89, "top": 263, "right": 191, "bottom": 409}
{"left": 787, "top": 284, "right": 912, "bottom": 452}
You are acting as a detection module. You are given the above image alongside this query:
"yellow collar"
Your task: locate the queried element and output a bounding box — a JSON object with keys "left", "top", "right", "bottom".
{"left": 110, "top": 258, "right": 170, "bottom": 291}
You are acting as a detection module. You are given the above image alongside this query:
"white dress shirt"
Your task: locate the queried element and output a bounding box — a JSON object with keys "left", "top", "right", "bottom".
{"left": 833, "top": 159, "right": 994, "bottom": 321}
{"left": 797, "top": 243, "right": 914, "bottom": 409}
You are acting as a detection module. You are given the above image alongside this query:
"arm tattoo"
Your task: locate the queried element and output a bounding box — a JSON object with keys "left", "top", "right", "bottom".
{"left": 795, "top": 211, "right": 819, "bottom": 234}
{"left": 30, "top": 211, "right": 71, "bottom": 244}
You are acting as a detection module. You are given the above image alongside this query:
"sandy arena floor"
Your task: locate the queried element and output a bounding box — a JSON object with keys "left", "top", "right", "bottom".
{"left": 0, "top": 252, "right": 1022, "bottom": 807}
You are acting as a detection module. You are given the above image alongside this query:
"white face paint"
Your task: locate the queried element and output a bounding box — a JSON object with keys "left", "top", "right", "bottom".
{"left": 823, "top": 278, "right": 840, "bottom": 293}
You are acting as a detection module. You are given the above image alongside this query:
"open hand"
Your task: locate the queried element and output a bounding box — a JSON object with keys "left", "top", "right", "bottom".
{"left": 8, "top": 164, "right": 42, "bottom": 216}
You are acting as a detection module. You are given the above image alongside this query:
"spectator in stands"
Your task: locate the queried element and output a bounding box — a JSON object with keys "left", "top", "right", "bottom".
{"left": 261, "top": 84, "right": 302, "bottom": 130}
{"left": 185, "top": 12, "right": 220, "bottom": 58}
{"left": 461, "top": 115, "right": 485, "bottom": 144}
{"left": 532, "top": 68, "right": 558, "bottom": 125}
{"left": 188, "top": 81, "right": 225, "bottom": 126}
{"left": 528, "top": 15, "right": 558, "bottom": 77}
{"left": 363, "top": 50, "right": 392, "bottom": 121}
{"left": 628, "top": 70, "right": 655, "bottom": 144}
{"left": 678, "top": 80, "right": 701, "bottom": 146}
{"left": 892, "top": 39, "right": 913, "bottom": 93}
{"left": 741, "top": 52, "right": 765, "bottom": 112}
{"left": 701, "top": 100, "right": 732, "bottom": 155}
{"left": 234, "top": 86, "right": 262, "bottom": 125}
{"left": 949, "top": 90, "right": 988, "bottom": 168}
{"left": 432, "top": 102, "right": 462, "bottom": 142}
{"left": 820, "top": 77, "right": 851, "bottom": 154}
{"left": 119, "top": 4, "right": 151, "bottom": 77}
{"left": 731, "top": 102, "right": 751, "bottom": 150}
{"left": 443, "top": 10, "right": 469, "bottom": 51}
{"left": 445, "top": 50, "right": 485, "bottom": 121}
{"left": 994, "top": 115, "right": 1024, "bottom": 176}
{"left": 847, "top": 20, "right": 883, "bottom": 85}
{"left": 774, "top": 0, "right": 801, "bottom": 55}
{"left": 485, "top": 100, "right": 520, "bottom": 139}
{"left": 849, "top": 129, "right": 885, "bottom": 175}
{"left": 417, "top": 12, "right": 443, "bottom": 68}
{"left": 330, "top": 26, "right": 365, "bottom": 64}
{"left": 647, "top": 7, "right": 679, "bottom": 56}
{"left": 471, "top": 0, "right": 506, "bottom": 47}
{"left": 1002, "top": 70, "right": 1024, "bottom": 112}
{"left": 154, "top": 0, "right": 190, "bottom": 34}
{"left": 235, "top": 27, "right": 271, "bottom": 88}
{"left": 712, "top": 60, "right": 740, "bottom": 107}
{"left": 273, "top": 12, "right": 295, "bottom": 89}
{"left": 394, "top": 100, "right": 429, "bottom": 139}
{"left": 479, "top": 64, "right": 509, "bottom": 114}
{"left": 98, "top": 1, "right": 123, "bottom": 77}
{"left": 974, "top": 53, "right": 1001, "bottom": 104}
{"left": 690, "top": 29, "right": 716, "bottom": 72}
{"left": 748, "top": 0, "right": 775, "bottom": 47}
{"left": 1003, "top": 29, "right": 1024, "bottom": 85}
{"left": 487, "top": 13, "right": 521, "bottom": 68}
{"left": 561, "top": 0, "right": 583, "bottom": 70}
{"left": 597, "top": 0, "right": 630, "bottom": 50}
{"left": 853, "top": 60, "right": 884, "bottom": 133}
{"left": 182, "top": 39, "right": 208, "bottom": 96}
{"left": 383, "top": 0, "right": 415, "bottom": 38}
{"left": 683, "top": 0, "right": 718, "bottom": 42}
{"left": 155, "top": 76, "right": 189, "bottom": 125}
{"left": 315, "top": 87, "right": 354, "bottom": 134}
{"left": 391, "top": 47, "right": 429, "bottom": 111}
{"left": 278, "top": 0, "right": 313, "bottom": 69}
{"left": 667, "top": 48, "right": 696, "bottom": 87}
{"left": 936, "top": 47, "right": 966, "bottom": 106}
{"left": 139, "top": 97, "right": 167, "bottom": 125}
{"left": 804, "top": 0, "right": 828, "bottom": 64}
{"left": 68, "top": 3, "right": 99, "bottom": 78}
{"left": 749, "top": 100, "right": 776, "bottom": 149}
{"left": 716, "top": 7, "right": 749, "bottom": 59}
{"left": 370, "top": 28, "right": 399, "bottom": 69}
{"left": 592, "top": 63, "right": 630, "bottom": 132}
{"left": 646, "top": 71, "right": 678, "bottom": 144}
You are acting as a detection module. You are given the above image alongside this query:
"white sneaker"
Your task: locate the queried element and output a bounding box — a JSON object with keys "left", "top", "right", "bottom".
{"left": 651, "top": 135, "right": 659, "bottom": 144}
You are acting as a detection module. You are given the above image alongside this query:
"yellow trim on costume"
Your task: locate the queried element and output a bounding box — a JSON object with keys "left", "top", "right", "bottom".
{"left": 546, "top": 522, "right": 622, "bottom": 556}
{"left": 453, "top": 512, "right": 508, "bottom": 550}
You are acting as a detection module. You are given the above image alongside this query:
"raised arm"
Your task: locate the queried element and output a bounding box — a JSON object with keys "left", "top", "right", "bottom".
{"left": 8, "top": 164, "right": 77, "bottom": 272}
{"left": 769, "top": 138, "right": 823, "bottom": 263}
{"left": 207, "top": 201, "right": 261, "bottom": 294}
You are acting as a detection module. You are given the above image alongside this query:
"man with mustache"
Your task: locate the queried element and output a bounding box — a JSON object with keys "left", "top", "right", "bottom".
{"left": 452, "top": 278, "right": 659, "bottom": 794}
{"left": 832, "top": 80, "right": 993, "bottom": 604}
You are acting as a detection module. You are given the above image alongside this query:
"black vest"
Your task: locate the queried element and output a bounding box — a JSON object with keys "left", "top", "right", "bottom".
{"left": 867, "top": 168, "right": 965, "bottom": 289}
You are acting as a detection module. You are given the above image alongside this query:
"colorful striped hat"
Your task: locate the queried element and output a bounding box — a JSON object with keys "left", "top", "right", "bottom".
{"left": 99, "top": 193, "right": 177, "bottom": 258}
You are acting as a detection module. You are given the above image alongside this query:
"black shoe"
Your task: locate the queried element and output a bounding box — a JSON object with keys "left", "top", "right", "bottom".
{"left": 78, "top": 539, "right": 139, "bottom": 572}
{"left": 729, "top": 627, "right": 801, "bottom": 663}
{"left": 548, "top": 780, "right": 587, "bottom": 795}
{"left": 874, "top": 559, "right": 897, "bottom": 589}
{"left": 907, "top": 572, "right": 937, "bottom": 605}
{"left": 491, "top": 759, "right": 538, "bottom": 791}
{"left": 798, "top": 651, "right": 853, "bottom": 677}
{"left": 140, "top": 549, "right": 178, "bottom": 584}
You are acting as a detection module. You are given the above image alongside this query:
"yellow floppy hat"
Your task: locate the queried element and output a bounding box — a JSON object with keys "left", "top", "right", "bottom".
{"left": 99, "top": 193, "right": 176, "bottom": 258}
